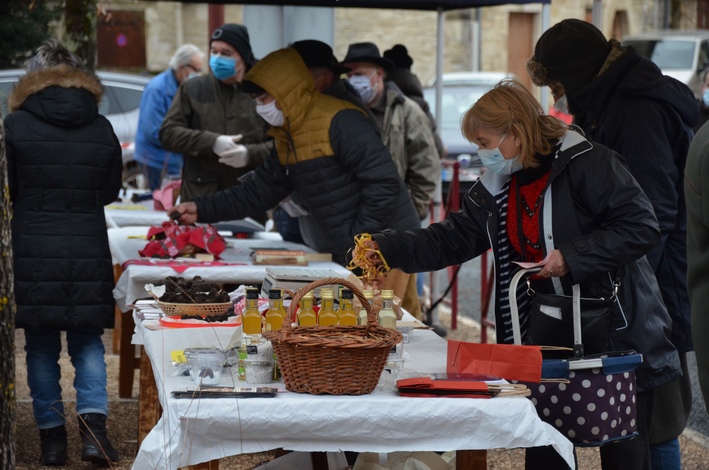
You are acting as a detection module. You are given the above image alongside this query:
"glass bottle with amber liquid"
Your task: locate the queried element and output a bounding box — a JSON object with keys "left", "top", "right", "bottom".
{"left": 297, "top": 291, "right": 317, "bottom": 326}
{"left": 358, "top": 288, "right": 374, "bottom": 326}
{"left": 338, "top": 289, "right": 357, "bottom": 326}
{"left": 264, "top": 289, "right": 287, "bottom": 332}
{"left": 317, "top": 288, "right": 338, "bottom": 326}
{"left": 242, "top": 288, "right": 263, "bottom": 337}
{"left": 378, "top": 289, "right": 397, "bottom": 329}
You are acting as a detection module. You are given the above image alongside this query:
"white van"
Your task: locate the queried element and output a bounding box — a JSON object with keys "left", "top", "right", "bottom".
{"left": 621, "top": 30, "right": 709, "bottom": 98}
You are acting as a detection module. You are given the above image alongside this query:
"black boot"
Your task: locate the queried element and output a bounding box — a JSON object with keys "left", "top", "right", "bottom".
{"left": 39, "top": 425, "right": 67, "bottom": 466}
{"left": 77, "top": 413, "right": 119, "bottom": 466}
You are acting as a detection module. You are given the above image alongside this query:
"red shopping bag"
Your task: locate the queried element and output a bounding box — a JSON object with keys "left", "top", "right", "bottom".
{"left": 446, "top": 340, "right": 544, "bottom": 383}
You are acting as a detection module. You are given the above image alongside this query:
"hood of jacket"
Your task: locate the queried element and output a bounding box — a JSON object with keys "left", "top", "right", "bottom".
{"left": 8, "top": 65, "right": 103, "bottom": 128}
{"left": 575, "top": 43, "right": 698, "bottom": 129}
{"left": 244, "top": 47, "right": 317, "bottom": 132}
{"left": 244, "top": 47, "right": 362, "bottom": 166}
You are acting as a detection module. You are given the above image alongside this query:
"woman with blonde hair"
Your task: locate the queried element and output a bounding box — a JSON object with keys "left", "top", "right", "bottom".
{"left": 352, "top": 79, "right": 679, "bottom": 469}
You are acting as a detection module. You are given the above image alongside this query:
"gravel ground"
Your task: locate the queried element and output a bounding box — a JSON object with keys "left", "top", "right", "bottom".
{"left": 12, "top": 307, "right": 709, "bottom": 469}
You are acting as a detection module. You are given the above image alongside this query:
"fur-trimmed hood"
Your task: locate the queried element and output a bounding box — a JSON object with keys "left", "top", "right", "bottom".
{"left": 8, "top": 65, "right": 103, "bottom": 113}
{"left": 8, "top": 65, "right": 103, "bottom": 129}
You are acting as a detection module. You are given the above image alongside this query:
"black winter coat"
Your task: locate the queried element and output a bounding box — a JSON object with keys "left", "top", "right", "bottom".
{"left": 4, "top": 65, "right": 123, "bottom": 332}
{"left": 574, "top": 46, "right": 697, "bottom": 353}
{"left": 374, "top": 130, "right": 680, "bottom": 392}
{"left": 194, "top": 48, "right": 420, "bottom": 265}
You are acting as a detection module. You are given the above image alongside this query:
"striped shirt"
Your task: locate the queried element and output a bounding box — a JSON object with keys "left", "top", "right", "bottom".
{"left": 494, "top": 181, "right": 531, "bottom": 344}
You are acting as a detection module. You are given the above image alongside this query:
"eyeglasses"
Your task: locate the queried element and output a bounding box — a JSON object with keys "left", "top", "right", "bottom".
{"left": 185, "top": 63, "right": 202, "bottom": 73}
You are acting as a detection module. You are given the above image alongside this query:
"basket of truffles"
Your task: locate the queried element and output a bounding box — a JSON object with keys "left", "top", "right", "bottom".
{"left": 155, "top": 276, "right": 233, "bottom": 321}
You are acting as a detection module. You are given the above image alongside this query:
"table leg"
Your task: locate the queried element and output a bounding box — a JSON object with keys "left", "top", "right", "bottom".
{"left": 138, "top": 346, "right": 161, "bottom": 448}
{"left": 118, "top": 312, "right": 139, "bottom": 398}
{"left": 457, "top": 450, "right": 487, "bottom": 469}
{"left": 310, "top": 452, "right": 329, "bottom": 469}
{"left": 112, "top": 264, "right": 123, "bottom": 354}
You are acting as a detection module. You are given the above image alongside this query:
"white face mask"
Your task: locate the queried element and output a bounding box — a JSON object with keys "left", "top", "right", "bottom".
{"left": 553, "top": 95, "right": 569, "bottom": 115}
{"left": 256, "top": 100, "right": 285, "bottom": 127}
{"left": 349, "top": 71, "right": 377, "bottom": 105}
{"left": 476, "top": 134, "right": 522, "bottom": 177}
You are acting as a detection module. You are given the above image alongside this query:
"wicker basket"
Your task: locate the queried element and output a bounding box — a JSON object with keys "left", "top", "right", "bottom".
{"left": 263, "top": 278, "right": 402, "bottom": 395}
{"left": 157, "top": 301, "right": 232, "bottom": 317}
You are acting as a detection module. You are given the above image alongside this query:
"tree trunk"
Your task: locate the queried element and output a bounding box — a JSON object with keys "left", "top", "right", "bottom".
{"left": 0, "top": 117, "right": 17, "bottom": 468}
{"left": 64, "top": 0, "right": 97, "bottom": 71}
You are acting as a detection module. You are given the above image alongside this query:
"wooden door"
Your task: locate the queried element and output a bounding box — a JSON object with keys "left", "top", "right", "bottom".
{"left": 507, "top": 12, "right": 534, "bottom": 90}
{"left": 97, "top": 10, "right": 146, "bottom": 70}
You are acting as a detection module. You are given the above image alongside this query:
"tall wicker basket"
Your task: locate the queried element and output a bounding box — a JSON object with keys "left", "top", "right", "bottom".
{"left": 263, "top": 278, "right": 402, "bottom": 395}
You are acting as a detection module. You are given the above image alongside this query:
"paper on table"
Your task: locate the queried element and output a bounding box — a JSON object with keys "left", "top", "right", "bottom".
{"left": 144, "top": 284, "right": 165, "bottom": 299}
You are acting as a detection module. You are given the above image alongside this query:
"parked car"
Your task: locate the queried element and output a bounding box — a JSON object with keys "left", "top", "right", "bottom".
{"left": 0, "top": 69, "right": 151, "bottom": 186}
{"left": 622, "top": 30, "right": 709, "bottom": 98}
{"left": 423, "top": 72, "right": 512, "bottom": 200}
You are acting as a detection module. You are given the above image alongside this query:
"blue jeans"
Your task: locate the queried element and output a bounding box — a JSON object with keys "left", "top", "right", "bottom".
{"left": 24, "top": 329, "right": 108, "bottom": 429}
{"left": 272, "top": 207, "right": 304, "bottom": 244}
{"left": 650, "top": 438, "right": 681, "bottom": 470}
{"left": 142, "top": 164, "right": 163, "bottom": 191}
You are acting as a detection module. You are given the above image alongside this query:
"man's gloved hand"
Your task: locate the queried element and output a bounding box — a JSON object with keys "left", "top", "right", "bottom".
{"left": 218, "top": 145, "right": 249, "bottom": 168}
{"left": 212, "top": 134, "right": 243, "bottom": 156}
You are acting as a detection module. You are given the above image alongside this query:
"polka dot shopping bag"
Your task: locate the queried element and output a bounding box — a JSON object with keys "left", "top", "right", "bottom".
{"left": 510, "top": 268, "right": 643, "bottom": 447}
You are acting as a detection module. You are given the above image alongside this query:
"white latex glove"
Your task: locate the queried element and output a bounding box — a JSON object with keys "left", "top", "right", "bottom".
{"left": 218, "top": 145, "right": 249, "bottom": 168}
{"left": 212, "top": 134, "right": 242, "bottom": 157}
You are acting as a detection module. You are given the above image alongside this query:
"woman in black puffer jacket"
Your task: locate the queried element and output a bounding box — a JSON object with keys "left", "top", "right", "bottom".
{"left": 4, "top": 40, "right": 122, "bottom": 467}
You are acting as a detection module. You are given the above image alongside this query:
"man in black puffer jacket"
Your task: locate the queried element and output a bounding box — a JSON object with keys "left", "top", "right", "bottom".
{"left": 4, "top": 40, "right": 122, "bottom": 466}
{"left": 171, "top": 47, "right": 420, "bottom": 271}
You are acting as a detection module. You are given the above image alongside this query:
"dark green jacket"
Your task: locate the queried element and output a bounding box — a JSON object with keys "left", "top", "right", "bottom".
{"left": 159, "top": 73, "right": 272, "bottom": 201}
{"left": 685, "top": 122, "right": 709, "bottom": 407}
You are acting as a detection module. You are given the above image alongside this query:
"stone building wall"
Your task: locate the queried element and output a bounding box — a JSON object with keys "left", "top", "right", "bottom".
{"left": 109, "top": 0, "right": 664, "bottom": 81}
{"left": 333, "top": 8, "right": 441, "bottom": 86}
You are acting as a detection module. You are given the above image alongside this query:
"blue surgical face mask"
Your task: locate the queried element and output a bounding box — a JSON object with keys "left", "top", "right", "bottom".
{"left": 703, "top": 89, "right": 709, "bottom": 107}
{"left": 477, "top": 134, "right": 522, "bottom": 176}
{"left": 186, "top": 71, "right": 201, "bottom": 81}
{"left": 349, "top": 71, "right": 377, "bottom": 105}
{"left": 210, "top": 54, "right": 238, "bottom": 81}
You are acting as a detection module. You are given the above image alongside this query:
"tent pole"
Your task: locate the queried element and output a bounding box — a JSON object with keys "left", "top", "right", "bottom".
{"left": 435, "top": 7, "right": 444, "bottom": 133}
{"left": 539, "top": 2, "right": 551, "bottom": 113}
{"left": 592, "top": 0, "right": 603, "bottom": 29}
{"left": 472, "top": 8, "right": 481, "bottom": 72}
{"left": 428, "top": 6, "right": 445, "bottom": 328}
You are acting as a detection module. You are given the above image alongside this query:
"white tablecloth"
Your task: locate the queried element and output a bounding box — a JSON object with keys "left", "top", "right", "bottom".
{"left": 104, "top": 190, "right": 168, "bottom": 228}
{"left": 104, "top": 189, "right": 267, "bottom": 232}
{"left": 131, "top": 319, "right": 574, "bottom": 470}
{"left": 110, "top": 226, "right": 350, "bottom": 311}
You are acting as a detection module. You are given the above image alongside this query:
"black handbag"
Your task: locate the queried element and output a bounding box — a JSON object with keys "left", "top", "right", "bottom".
{"left": 525, "top": 270, "right": 620, "bottom": 356}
